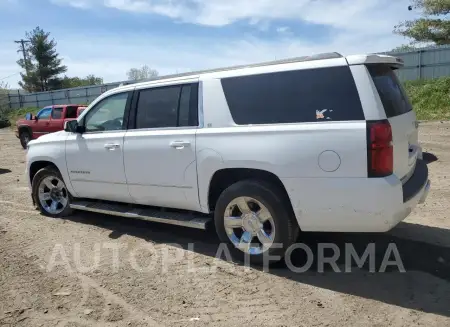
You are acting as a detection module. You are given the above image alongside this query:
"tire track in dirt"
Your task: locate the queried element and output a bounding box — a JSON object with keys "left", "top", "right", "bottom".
{"left": 1, "top": 125, "right": 450, "bottom": 326}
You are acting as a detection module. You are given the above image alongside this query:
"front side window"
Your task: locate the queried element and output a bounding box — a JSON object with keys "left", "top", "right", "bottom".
{"left": 84, "top": 92, "right": 129, "bottom": 132}
{"left": 37, "top": 108, "right": 52, "bottom": 120}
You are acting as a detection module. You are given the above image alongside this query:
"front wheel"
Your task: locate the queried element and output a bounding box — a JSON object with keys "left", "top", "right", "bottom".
{"left": 32, "top": 166, "right": 74, "bottom": 217}
{"left": 214, "top": 180, "right": 299, "bottom": 265}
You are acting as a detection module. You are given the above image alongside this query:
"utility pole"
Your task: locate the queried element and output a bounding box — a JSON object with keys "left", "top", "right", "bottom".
{"left": 15, "top": 39, "right": 31, "bottom": 77}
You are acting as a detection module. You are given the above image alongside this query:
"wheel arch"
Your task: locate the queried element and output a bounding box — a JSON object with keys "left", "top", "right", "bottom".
{"left": 29, "top": 161, "right": 59, "bottom": 185}
{"left": 18, "top": 125, "right": 32, "bottom": 136}
{"left": 27, "top": 158, "right": 77, "bottom": 198}
{"left": 207, "top": 168, "right": 294, "bottom": 214}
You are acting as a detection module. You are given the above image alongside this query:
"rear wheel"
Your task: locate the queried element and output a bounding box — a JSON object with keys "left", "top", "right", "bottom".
{"left": 32, "top": 166, "right": 74, "bottom": 218}
{"left": 214, "top": 180, "right": 299, "bottom": 264}
{"left": 19, "top": 130, "right": 31, "bottom": 149}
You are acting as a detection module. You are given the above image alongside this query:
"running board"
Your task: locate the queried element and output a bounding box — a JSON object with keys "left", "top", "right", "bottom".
{"left": 70, "top": 201, "right": 211, "bottom": 230}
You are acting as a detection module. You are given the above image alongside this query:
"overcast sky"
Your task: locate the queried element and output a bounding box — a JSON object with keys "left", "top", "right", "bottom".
{"left": 0, "top": 0, "right": 418, "bottom": 88}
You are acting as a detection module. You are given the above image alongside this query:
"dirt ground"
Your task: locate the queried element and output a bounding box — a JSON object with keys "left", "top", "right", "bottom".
{"left": 0, "top": 123, "right": 449, "bottom": 327}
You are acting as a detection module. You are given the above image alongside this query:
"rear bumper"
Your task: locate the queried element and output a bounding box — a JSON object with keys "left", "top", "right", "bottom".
{"left": 402, "top": 159, "right": 429, "bottom": 203}
{"left": 281, "top": 160, "right": 430, "bottom": 233}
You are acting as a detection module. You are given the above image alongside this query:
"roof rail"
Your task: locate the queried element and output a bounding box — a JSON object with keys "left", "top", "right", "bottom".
{"left": 129, "top": 52, "right": 343, "bottom": 85}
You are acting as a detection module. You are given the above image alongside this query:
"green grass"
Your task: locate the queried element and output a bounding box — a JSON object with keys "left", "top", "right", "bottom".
{"left": 403, "top": 76, "right": 450, "bottom": 121}
{"left": 4, "top": 107, "right": 40, "bottom": 128}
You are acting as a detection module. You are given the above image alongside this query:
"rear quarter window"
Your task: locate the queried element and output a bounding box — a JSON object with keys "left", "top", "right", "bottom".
{"left": 367, "top": 65, "right": 412, "bottom": 118}
{"left": 220, "top": 66, "right": 364, "bottom": 125}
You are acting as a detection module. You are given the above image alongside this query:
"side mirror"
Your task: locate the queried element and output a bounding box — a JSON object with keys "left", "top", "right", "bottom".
{"left": 34, "top": 115, "right": 38, "bottom": 121}
{"left": 64, "top": 120, "right": 82, "bottom": 133}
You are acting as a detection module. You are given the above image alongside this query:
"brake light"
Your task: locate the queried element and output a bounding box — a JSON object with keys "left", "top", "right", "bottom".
{"left": 367, "top": 120, "right": 393, "bottom": 177}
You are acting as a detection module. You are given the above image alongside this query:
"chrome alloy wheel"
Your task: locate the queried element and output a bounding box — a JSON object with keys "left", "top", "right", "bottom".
{"left": 38, "top": 176, "right": 69, "bottom": 215}
{"left": 224, "top": 196, "right": 275, "bottom": 255}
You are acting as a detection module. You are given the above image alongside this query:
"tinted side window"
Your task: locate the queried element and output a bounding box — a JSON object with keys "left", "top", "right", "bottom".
{"left": 178, "top": 85, "right": 191, "bottom": 127}
{"left": 135, "top": 84, "right": 198, "bottom": 129}
{"left": 52, "top": 107, "right": 63, "bottom": 119}
{"left": 367, "top": 65, "right": 412, "bottom": 118}
{"left": 66, "top": 106, "right": 78, "bottom": 119}
{"left": 37, "top": 108, "right": 52, "bottom": 120}
{"left": 221, "top": 66, "right": 364, "bottom": 124}
{"left": 188, "top": 83, "right": 199, "bottom": 127}
{"left": 136, "top": 86, "right": 180, "bottom": 129}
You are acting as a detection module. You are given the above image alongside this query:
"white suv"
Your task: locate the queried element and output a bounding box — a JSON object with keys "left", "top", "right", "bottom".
{"left": 26, "top": 52, "right": 430, "bottom": 262}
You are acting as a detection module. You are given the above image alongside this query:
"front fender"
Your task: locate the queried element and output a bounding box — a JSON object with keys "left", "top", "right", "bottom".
{"left": 26, "top": 135, "right": 77, "bottom": 197}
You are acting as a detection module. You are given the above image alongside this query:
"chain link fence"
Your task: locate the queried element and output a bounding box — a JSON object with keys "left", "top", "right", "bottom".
{"left": 6, "top": 81, "right": 131, "bottom": 110}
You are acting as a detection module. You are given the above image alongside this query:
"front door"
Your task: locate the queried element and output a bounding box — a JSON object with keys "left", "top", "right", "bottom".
{"left": 32, "top": 107, "right": 52, "bottom": 138}
{"left": 66, "top": 91, "right": 133, "bottom": 202}
{"left": 123, "top": 82, "right": 201, "bottom": 211}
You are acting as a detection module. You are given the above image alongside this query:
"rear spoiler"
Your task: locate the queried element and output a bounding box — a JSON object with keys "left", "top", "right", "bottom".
{"left": 346, "top": 54, "right": 404, "bottom": 69}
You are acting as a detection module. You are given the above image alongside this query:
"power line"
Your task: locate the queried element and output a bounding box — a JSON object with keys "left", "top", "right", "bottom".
{"left": 14, "top": 39, "right": 31, "bottom": 77}
{"left": 0, "top": 72, "right": 20, "bottom": 81}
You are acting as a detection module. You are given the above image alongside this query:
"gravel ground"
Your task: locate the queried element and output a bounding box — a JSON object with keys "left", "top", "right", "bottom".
{"left": 0, "top": 123, "right": 449, "bottom": 327}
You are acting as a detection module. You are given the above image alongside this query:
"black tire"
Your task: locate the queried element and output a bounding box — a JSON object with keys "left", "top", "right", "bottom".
{"left": 32, "top": 166, "right": 74, "bottom": 218}
{"left": 19, "top": 130, "right": 31, "bottom": 149}
{"left": 214, "top": 180, "right": 299, "bottom": 265}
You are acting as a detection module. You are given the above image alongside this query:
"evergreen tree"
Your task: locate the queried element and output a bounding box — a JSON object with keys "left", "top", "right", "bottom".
{"left": 17, "top": 27, "right": 67, "bottom": 92}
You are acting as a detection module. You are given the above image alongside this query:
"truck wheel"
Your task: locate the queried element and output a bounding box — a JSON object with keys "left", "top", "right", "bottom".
{"left": 214, "top": 180, "right": 299, "bottom": 265}
{"left": 32, "top": 166, "right": 74, "bottom": 218}
{"left": 19, "top": 130, "right": 31, "bottom": 149}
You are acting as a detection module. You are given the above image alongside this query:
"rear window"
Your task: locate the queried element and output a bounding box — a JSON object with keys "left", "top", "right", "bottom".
{"left": 367, "top": 65, "right": 412, "bottom": 118}
{"left": 220, "top": 66, "right": 364, "bottom": 125}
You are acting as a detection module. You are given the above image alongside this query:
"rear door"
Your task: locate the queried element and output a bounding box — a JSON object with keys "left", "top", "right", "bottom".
{"left": 123, "top": 81, "right": 200, "bottom": 211}
{"left": 48, "top": 106, "right": 65, "bottom": 133}
{"left": 367, "top": 65, "right": 419, "bottom": 183}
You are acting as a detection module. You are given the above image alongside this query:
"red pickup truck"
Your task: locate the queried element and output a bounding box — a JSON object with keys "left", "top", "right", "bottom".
{"left": 15, "top": 104, "right": 86, "bottom": 149}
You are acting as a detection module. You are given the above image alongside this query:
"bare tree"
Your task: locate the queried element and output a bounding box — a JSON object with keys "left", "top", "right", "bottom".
{"left": 127, "top": 65, "right": 159, "bottom": 81}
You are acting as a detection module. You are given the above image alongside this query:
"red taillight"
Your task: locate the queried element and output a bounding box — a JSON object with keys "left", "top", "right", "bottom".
{"left": 367, "top": 120, "right": 393, "bottom": 177}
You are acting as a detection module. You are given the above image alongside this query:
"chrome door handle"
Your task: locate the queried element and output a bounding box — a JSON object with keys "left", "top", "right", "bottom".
{"left": 170, "top": 141, "right": 190, "bottom": 149}
{"left": 104, "top": 143, "right": 120, "bottom": 150}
